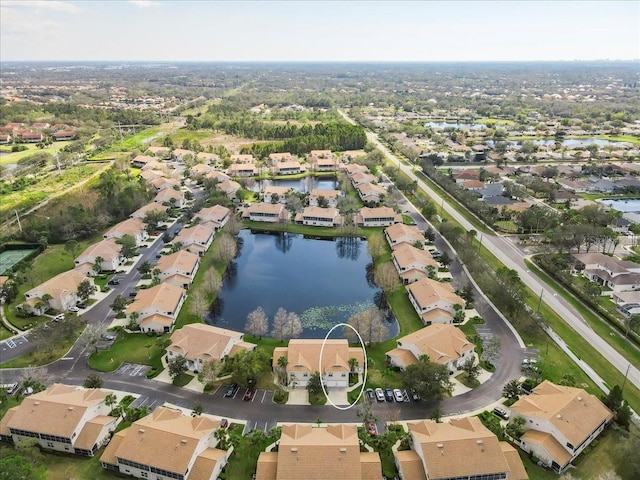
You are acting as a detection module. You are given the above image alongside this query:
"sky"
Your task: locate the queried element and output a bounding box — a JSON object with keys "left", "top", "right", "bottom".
{"left": 1, "top": 0, "right": 639, "bottom": 62}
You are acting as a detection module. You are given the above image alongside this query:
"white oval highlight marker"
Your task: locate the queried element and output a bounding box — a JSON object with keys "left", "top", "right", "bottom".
{"left": 319, "top": 322, "right": 368, "bottom": 411}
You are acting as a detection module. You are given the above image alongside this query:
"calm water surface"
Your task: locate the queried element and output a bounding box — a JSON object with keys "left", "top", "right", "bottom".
{"left": 207, "top": 229, "right": 397, "bottom": 340}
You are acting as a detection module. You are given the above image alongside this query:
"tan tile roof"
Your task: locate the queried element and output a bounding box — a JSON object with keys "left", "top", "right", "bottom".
{"left": 360, "top": 451, "right": 384, "bottom": 479}
{"left": 301, "top": 206, "right": 340, "bottom": 219}
{"left": 359, "top": 206, "right": 400, "bottom": 220}
{"left": 0, "top": 407, "right": 18, "bottom": 436}
{"left": 157, "top": 250, "right": 200, "bottom": 274}
{"left": 386, "top": 347, "right": 419, "bottom": 367}
{"left": 273, "top": 340, "right": 364, "bottom": 375}
{"left": 269, "top": 152, "right": 293, "bottom": 161}
{"left": 267, "top": 424, "right": 381, "bottom": 480}
{"left": 385, "top": 223, "right": 424, "bottom": 245}
{"left": 249, "top": 202, "right": 285, "bottom": 215}
{"left": 393, "top": 244, "right": 438, "bottom": 270}
{"left": 6, "top": 384, "right": 109, "bottom": 439}
{"left": 419, "top": 308, "right": 454, "bottom": 323}
{"left": 406, "top": 278, "right": 465, "bottom": 310}
{"left": 205, "top": 170, "right": 230, "bottom": 182}
{"left": 309, "top": 150, "right": 334, "bottom": 157}
{"left": 130, "top": 202, "right": 168, "bottom": 218}
{"left": 356, "top": 182, "right": 386, "bottom": 197}
{"left": 389, "top": 324, "right": 474, "bottom": 366}
{"left": 395, "top": 450, "right": 427, "bottom": 480}
{"left": 155, "top": 188, "right": 184, "bottom": 202}
{"left": 74, "top": 415, "right": 117, "bottom": 450}
{"left": 26, "top": 270, "right": 89, "bottom": 301}
{"left": 132, "top": 154, "right": 155, "bottom": 165}
{"left": 500, "top": 442, "right": 529, "bottom": 480}
{"left": 126, "top": 282, "right": 185, "bottom": 315}
{"left": 256, "top": 451, "right": 278, "bottom": 480}
{"left": 230, "top": 154, "right": 254, "bottom": 163}
{"left": 408, "top": 418, "right": 512, "bottom": 479}
{"left": 150, "top": 177, "right": 181, "bottom": 189}
{"left": 100, "top": 430, "right": 125, "bottom": 465}
{"left": 190, "top": 164, "right": 214, "bottom": 175}
{"left": 105, "top": 218, "right": 145, "bottom": 238}
{"left": 174, "top": 225, "right": 215, "bottom": 245}
{"left": 188, "top": 447, "right": 227, "bottom": 480}
{"left": 345, "top": 163, "right": 369, "bottom": 176}
{"left": 76, "top": 238, "right": 121, "bottom": 262}
{"left": 197, "top": 205, "right": 230, "bottom": 223}
{"left": 264, "top": 186, "right": 291, "bottom": 196}
{"left": 511, "top": 380, "right": 613, "bottom": 446}
{"left": 109, "top": 407, "right": 219, "bottom": 476}
{"left": 167, "top": 324, "right": 251, "bottom": 362}
{"left": 309, "top": 188, "right": 341, "bottom": 199}
{"left": 140, "top": 314, "right": 174, "bottom": 328}
{"left": 521, "top": 429, "right": 571, "bottom": 467}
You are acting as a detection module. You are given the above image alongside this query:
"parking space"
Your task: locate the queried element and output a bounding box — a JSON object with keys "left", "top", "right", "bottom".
{"left": 0, "top": 335, "right": 29, "bottom": 352}
{"left": 115, "top": 363, "right": 150, "bottom": 377}
{"left": 246, "top": 419, "right": 278, "bottom": 434}
{"left": 216, "top": 384, "right": 274, "bottom": 404}
{"left": 129, "top": 395, "right": 161, "bottom": 410}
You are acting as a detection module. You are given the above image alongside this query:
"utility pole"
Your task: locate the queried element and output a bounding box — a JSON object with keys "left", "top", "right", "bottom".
{"left": 536, "top": 288, "right": 544, "bottom": 313}
{"left": 14, "top": 209, "right": 22, "bottom": 233}
{"left": 621, "top": 363, "right": 631, "bottom": 395}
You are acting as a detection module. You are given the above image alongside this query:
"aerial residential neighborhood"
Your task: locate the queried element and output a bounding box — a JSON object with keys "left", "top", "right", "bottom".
{"left": 0, "top": 2, "right": 639, "bottom": 480}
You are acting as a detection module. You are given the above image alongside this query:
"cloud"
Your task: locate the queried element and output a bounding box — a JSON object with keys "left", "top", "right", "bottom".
{"left": 1, "top": 0, "right": 81, "bottom": 13}
{"left": 128, "top": 0, "right": 160, "bottom": 7}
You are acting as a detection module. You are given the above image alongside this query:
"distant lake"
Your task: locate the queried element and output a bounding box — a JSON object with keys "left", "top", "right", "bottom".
{"left": 207, "top": 229, "right": 397, "bottom": 340}
{"left": 597, "top": 198, "right": 640, "bottom": 213}
{"left": 424, "top": 122, "right": 486, "bottom": 130}
{"left": 249, "top": 176, "right": 338, "bottom": 193}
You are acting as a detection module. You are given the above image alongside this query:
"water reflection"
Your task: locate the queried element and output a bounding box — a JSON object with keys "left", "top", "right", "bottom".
{"left": 207, "top": 229, "right": 398, "bottom": 339}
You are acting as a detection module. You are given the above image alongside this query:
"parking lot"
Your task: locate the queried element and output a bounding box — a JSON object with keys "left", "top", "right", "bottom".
{"left": 115, "top": 363, "right": 150, "bottom": 377}
{"left": 215, "top": 384, "right": 274, "bottom": 404}
{"left": 129, "top": 394, "right": 162, "bottom": 410}
{"left": 0, "top": 335, "right": 29, "bottom": 352}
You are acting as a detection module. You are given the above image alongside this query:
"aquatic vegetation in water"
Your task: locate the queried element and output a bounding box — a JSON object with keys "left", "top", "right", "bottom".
{"left": 300, "top": 301, "right": 375, "bottom": 331}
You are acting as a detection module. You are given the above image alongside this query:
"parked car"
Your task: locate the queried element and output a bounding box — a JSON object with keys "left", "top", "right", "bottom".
{"left": 129, "top": 291, "right": 138, "bottom": 298}
{"left": 107, "top": 278, "right": 120, "bottom": 285}
{"left": 2, "top": 382, "right": 19, "bottom": 395}
{"left": 53, "top": 314, "right": 65, "bottom": 322}
{"left": 366, "top": 421, "right": 377, "bottom": 436}
{"left": 22, "top": 386, "right": 34, "bottom": 396}
{"left": 493, "top": 407, "right": 510, "bottom": 420}
{"left": 384, "top": 388, "right": 395, "bottom": 402}
{"left": 365, "top": 388, "right": 375, "bottom": 401}
{"left": 410, "top": 389, "right": 421, "bottom": 401}
{"left": 375, "top": 388, "right": 385, "bottom": 402}
{"left": 393, "top": 389, "right": 404, "bottom": 402}
{"left": 224, "top": 383, "right": 239, "bottom": 398}
{"left": 76, "top": 302, "right": 87, "bottom": 309}
{"left": 220, "top": 418, "right": 229, "bottom": 429}
{"left": 243, "top": 386, "right": 257, "bottom": 401}
{"left": 68, "top": 306, "right": 79, "bottom": 312}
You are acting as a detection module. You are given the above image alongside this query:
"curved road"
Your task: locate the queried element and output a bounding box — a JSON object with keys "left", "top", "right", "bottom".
{"left": 360, "top": 126, "right": 640, "bottom": 391}
{"left": 1, "top": 181, "right": 526, "bottom": 425}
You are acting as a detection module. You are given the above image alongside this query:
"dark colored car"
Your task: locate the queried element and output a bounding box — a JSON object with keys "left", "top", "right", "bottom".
{"left": 243, "top": 386, "right": 257, "bottom": 401}
{"left": 365, "top": 388, "right": 375, "bottom": 401}
{"left": 384, "top": 388, "right": 395, "bottom": 402}
{"left": 129, "top": 291, "right": 138, "bottom": 298}
{"left": 107, "top": 278, "right": 120, "bottom": 285}
{"left": 224, "top": 383, "right": 239, "bottom": 397}
{"left": 76, "top": 302, "right": 87, "bottom": 309}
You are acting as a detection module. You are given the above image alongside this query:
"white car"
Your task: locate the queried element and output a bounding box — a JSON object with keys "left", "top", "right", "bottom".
{"left": 53, "top": 314, "right": 65, "bottom": 322}
{"left": 374, "top": 388, "right": 385, "bottom": 402}
{"left": 68, "top": 306, "right": 79, "bottom": 312}
{"left": 393, "top": 389, "right": 404, "bottom": 402}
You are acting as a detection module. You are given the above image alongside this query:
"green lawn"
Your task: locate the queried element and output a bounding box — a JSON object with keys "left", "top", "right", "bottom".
{"left": 172, "top": 372, "right": 194, "bottom": 387}
{"left": 223, "top": 430, "right": 274, "bottom": 479}
{"left": 88, "top": 332, "right": 166, "bottom": 372}
{"left": 0, "top": 141, "right": 71, "bottom": 165}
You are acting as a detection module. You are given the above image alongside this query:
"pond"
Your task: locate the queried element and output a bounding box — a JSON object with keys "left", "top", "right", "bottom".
{"left": 596, "top": 198, "right": 640, "bottom": 213}
{"left": 485, "top": 138, "right": 625, "bottom": 148}
{"left": 206, "top": 229, "right": 398, "bottom": 340}
{"left": 249, "top": 176, "right": 338, "bottom": 193}
{"left": 424, "top": 122, "right": 486, "bottom": 130}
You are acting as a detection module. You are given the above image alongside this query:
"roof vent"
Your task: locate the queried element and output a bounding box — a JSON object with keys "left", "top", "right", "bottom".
{"left": 556, "top": 414, "right": 562, "bottom": 419}
{"left": 138, "top": 429, "right": 145, "bottom": 433}
{"left": 577, "top": 396, "right": 582, "bottom": 401}
{"left": 34, "top": 401, "right": 40, "bottom": 405}
{"left": 291, "top": 448, "right": 298, "bottom": 452}
{"left": 340, "top": 448, "right": 347, "bottom": 453}
{"left": 181, "top": 439, "right": 187, "bottom": 444}
{"left": 436, "top": 443, "right": 444, "bottom": 448}
{"left": 476, "top": 440, "right": 483, "bottom": 445}
{"left": 68, "top": 407, "right": 74, "bottom": 411}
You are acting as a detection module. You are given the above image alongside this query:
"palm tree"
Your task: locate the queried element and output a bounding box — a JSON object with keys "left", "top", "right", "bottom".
{"left": 105, "top": 393, "right": 117, "bottom": 411}
{"left": 41, "top": 293, "right": 53, "bottom": 312}
{"left": 348, "top": 357, "right": 359, "bottom": 372}
{"left": 277, "top": 356, "right": 288, "bottom": 385}
{"left": 93, "top": 256, "right": 104, "bottom": 276}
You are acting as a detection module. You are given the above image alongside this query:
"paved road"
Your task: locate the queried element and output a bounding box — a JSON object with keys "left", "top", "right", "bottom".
{"left": 361, "top": 125, "right": 640, "bottom": 391}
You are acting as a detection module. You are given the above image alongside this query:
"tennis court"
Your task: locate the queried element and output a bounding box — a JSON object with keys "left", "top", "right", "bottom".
{"left": 0, "top": 248, "right": 36, "bottom": 275}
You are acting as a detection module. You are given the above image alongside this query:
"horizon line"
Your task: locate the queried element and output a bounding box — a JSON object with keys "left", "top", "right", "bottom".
{"left": 2, "top": 59, "right": 639, "bottom": 64}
